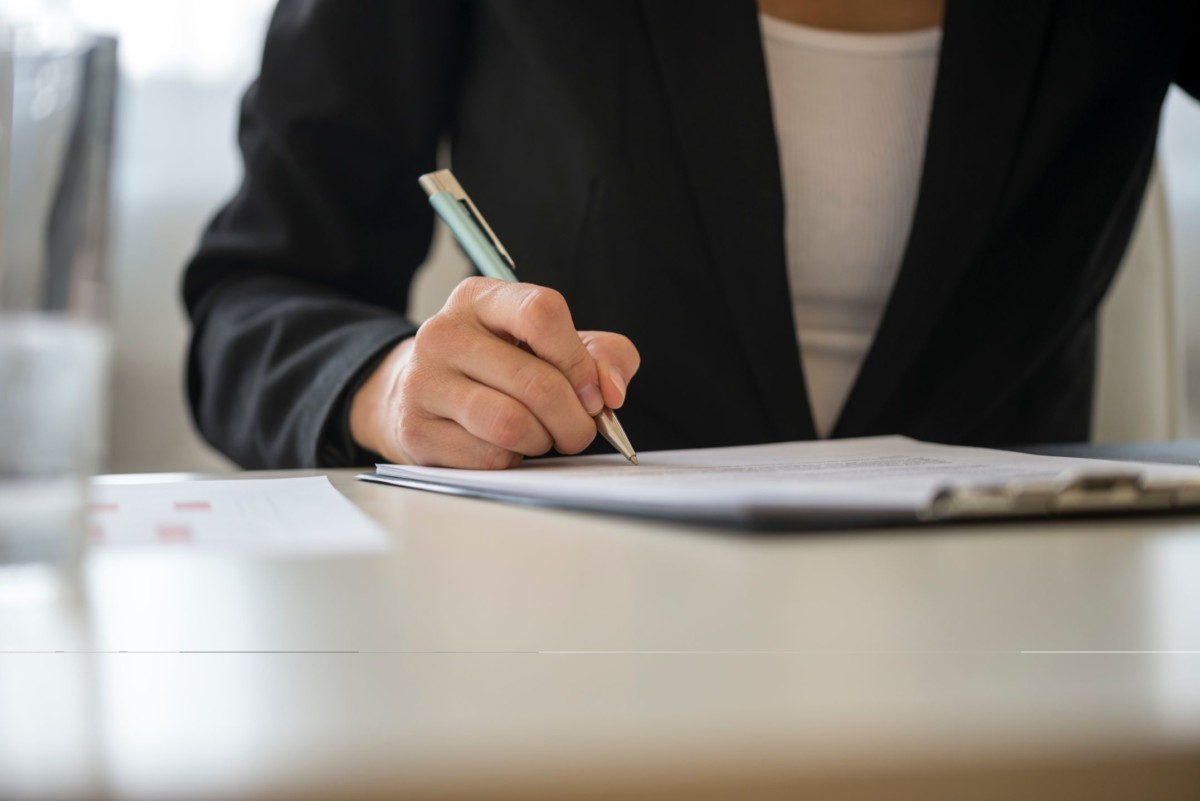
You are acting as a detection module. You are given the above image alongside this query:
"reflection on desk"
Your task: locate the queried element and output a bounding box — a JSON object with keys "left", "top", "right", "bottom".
{"left": 2, "top": 453, "right": 1200, "bottom": 799}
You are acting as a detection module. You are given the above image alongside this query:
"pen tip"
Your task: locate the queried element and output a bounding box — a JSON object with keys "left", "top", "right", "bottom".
{"left": 630, "top": 454, "right": 639, "bottom": 466}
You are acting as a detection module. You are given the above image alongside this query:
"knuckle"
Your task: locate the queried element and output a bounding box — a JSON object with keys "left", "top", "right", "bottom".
{"left": 519, "top": 286, "right": 568, "bottom": 332}
{"left": 413, "top": 314, "right": 451, "bottom": 352}
{"left": 396, "top": 360, "right": 431, "bottom": 403}
{"left": 415, "top": 315, "right": 474, "bottom": 363}
{"left": 450, "top": 275, "right": 489, "bottom": 306}
{"left": 485, "top": 448, "right": 520, "bottom": 471}
{"left": 395, "top": 411, "right": 431, "bottom": 455}
{"left": 459, "top": 330, "right": 493, "bottom": 365}
{"left": 556, "top": 422, "right": 595, "bottom": 455}
{"left": 515, "top": 364, "right": 565, "bottom": 411}
{"left": 559, "top": 341, "right": 588, "bottom": 377}
{"left": 484, "top": 402, "right": 530, "bottom": 449}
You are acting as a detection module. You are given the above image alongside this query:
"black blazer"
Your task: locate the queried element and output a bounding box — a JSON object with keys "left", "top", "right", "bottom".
{"left": 184, "top": 1, "right": 1200, "bottom": 469}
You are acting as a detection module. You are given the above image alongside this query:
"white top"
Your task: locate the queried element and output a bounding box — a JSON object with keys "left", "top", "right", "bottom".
{"left": 760, "top": 15, "right": 942, "bottom": 437}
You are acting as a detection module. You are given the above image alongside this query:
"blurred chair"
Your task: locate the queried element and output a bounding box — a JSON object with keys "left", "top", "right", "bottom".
{"left": 1093, "top": 161, "right": 1183, "bottom": 442}
{"left": 0, "top": 34, "right": 116, "bottom": 320}
{"left": 46, "top": 35, "right": 117, "bottom": 318}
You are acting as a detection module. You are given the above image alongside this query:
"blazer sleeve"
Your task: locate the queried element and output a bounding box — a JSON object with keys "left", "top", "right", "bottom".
{"left": 182, "top": 1, "right": 468, "bottom": 468}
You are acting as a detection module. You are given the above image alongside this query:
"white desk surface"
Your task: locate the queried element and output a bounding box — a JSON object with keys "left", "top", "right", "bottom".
{"left": 3, "top": 468, "right": 1200, "bottom": 800}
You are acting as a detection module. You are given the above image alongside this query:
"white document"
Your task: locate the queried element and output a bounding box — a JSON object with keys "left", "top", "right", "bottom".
{"left": 362, "top": 436, "right": 1200, "bottom": 527}
{"left": 88, "top": 476, "right": 389, "bottom": 554}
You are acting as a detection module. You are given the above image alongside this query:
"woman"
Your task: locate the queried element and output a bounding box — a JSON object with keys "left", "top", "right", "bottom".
{"left": 184, "top": 0, "right": 1200, "bottom": 469}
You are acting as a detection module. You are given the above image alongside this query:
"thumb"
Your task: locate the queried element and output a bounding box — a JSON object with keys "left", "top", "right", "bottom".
{"left": 580, "top": 331, "right": 641, "bottom": 410}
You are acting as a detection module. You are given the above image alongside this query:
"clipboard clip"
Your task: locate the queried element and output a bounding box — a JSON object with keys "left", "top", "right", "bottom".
{"left": 926, "top": 470, "right": 1194, "bottom": 520}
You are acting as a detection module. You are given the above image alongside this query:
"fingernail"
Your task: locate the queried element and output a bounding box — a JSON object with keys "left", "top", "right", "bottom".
{"left": 609, "top": 367, "right": 627, "bottom": 405}
{"left": 578, "top": 382, "right": 604, "bottom": 415}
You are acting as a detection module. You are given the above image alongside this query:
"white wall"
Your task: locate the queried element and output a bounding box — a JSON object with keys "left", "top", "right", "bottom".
{"left": 107, "top": 79, "right": 248, "bottom": 473}
{"left": 98, "top": 1, "right": 276, "bottom": 472}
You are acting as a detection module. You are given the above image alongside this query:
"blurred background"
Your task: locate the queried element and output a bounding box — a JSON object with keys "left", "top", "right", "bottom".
{"left": 3, "top": 1, "right": 1200, "bottom": 473}
{"left": 79, "top": 0, "right": 279, "bottom": 473}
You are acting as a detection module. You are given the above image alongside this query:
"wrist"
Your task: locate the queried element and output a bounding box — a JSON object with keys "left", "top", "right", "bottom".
{"left": 349, "top": 336, "right": 415, "bottom": 459}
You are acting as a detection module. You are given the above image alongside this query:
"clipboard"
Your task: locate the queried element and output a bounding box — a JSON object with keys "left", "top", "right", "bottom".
{"left": 357, "top": 436, "right": 1200, "bottom": 529}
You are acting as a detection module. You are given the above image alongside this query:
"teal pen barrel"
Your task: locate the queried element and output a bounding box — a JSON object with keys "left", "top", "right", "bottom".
{"left": 428, "top": 192, "right": 519, "bottom": 283}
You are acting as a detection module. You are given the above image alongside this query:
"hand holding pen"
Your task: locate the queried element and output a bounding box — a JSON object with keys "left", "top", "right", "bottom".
{"left": 348, "top": 171, "right": 639, "bottom": 470}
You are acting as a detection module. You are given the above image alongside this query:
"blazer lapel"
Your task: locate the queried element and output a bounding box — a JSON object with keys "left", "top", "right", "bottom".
{"left": 833, "top": 0, "right": 1058, "bottom": 437}
{"left": 639, "top": 0, "right": 814, "bottom": 442}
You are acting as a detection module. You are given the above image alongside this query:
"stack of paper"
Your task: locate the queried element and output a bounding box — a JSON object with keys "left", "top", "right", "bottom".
{"left": 361, "top": 436, "right": 1200, "bottom": 528}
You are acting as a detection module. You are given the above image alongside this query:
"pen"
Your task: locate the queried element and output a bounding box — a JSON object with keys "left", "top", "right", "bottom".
{"left": 418, "top": 169, "right": 639, "bottom": 465}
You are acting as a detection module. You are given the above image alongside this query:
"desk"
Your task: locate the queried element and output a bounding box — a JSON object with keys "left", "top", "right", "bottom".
{"left": 2, "top": 462, "right": 1200, "bottom": 799}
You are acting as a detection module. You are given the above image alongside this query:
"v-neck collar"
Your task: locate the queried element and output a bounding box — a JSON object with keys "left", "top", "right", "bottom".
{"left": 639, "top": 0, "right": 1058, "bottom": 439}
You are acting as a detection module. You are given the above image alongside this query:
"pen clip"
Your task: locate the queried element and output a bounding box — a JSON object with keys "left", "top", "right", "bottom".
{"left": 419, "top": 169, "right": 516, "bottom": 273}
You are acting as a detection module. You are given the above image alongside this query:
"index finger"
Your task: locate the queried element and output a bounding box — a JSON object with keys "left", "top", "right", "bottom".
{"left": 453, "top": 278, "right": 605, "bottom": 415}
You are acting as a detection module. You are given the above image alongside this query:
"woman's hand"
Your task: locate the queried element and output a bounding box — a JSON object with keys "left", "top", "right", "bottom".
{"left": 350, "top": 277, "right": 639, "bottom": 469}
